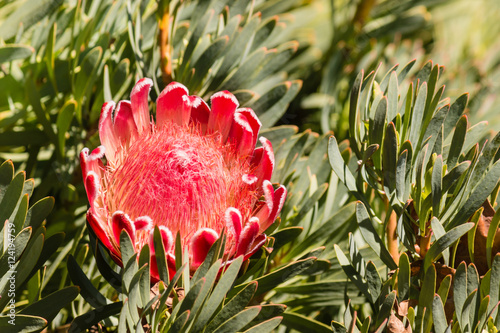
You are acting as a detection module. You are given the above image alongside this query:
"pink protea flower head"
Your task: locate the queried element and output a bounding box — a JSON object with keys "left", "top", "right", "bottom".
{"left": 80, "top": 78, "right": 286, "bottom": 280}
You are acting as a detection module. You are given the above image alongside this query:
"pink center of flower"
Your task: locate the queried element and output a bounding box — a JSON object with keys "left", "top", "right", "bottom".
{"left": 106, "top": 123, "right": 254, "bottom": 240}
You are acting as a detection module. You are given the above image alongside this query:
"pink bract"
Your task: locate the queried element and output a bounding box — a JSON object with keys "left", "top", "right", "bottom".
{"left": 80, "top": 78, "right": 286, "bottom": 280}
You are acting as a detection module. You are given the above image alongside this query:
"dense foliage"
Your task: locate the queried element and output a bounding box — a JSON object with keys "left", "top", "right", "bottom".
{"left": 0, "top": 0, "right": 499, "bottom": 332}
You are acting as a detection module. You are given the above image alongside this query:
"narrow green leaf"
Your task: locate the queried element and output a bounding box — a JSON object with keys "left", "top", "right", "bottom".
{"left": 387, "top": 71, "right": 398, "bottom": 121}
{"left": 461, "top": 289, "right": 477, "bottom": 331}
{"left": 396, "top": 149, "right": 408, "bottom": 203}
{"left": 0, "top": 45, "right": 34, "bottom": 63}
{"left": 443, "top": 94, "right": 469, "bottom": 138}
{"left": 24, "top": 197, "right": 54, "bottom": 230}
{"left": 433, "top": 294, "right": 448, "bottom": 333}
{"left": 447, "top": 115, "right": 468, "bottom": 168}
{"left": 0, "top": 315, "right": 46, "bottom": 332}
{"left": 376, "top": 291, "right": 396, "bottom": 328}
{"left": 70, "top": 302, "right": 122, "bottom": 332}
{"left": 192, "top": 256, "right": 244, "bottom": 332}
{"left": 349, "top": 70, "right": 363, "bottom": 157}
{"left": 409, "top": 82, "right": 427, "bottom": 146}
{"left": 207, "top": 282, "right": 257, "bottom": 332}
{"left": 243, "top": 317, "right": 282, "bottom": 333}
{"left": 442, "top": 161, "right": 470, "bottom": 195}
{"left": 447, "top": 159, "right": 500, "bottom": 229}
{"left": 0, "top": 171, "right": 25, "bottom": 225}
{"left": 213, "top": 306, "right": 261, "bottom": 333}
{"left": 424, "top": 223, "right": 473, "bottom": 270}
{"left": 476, "top": 296, "right": 490, "bottom": 332}
{"left": 356, "top": 202, "right": 397, "bottom": 269}
{"left": 170, "top": 310, "right": 191, "bottom": 332}
{"left": 253, "top": 257, "right": 316, "bottom": 296}
{"left": 328, "top": 136, "right": 356, "bottom": 192}
{"left": 365, "top": 261, "right": 382, "bottom": 303}
{"left": 256, "top": 80, "right": 302, "bottom": 127}
{"left": 0, "top": 227, "right": 31, "bottom": 278}
{"left": 398, "top": 252, "right": 411, "bottom": 300}
{"left": 20, "top": 286, "right": 79, "bottom": 323}
{"left": 4, "top": 0, "right": 62, "bottom": 38}
{"left": 56, "top": 100, "right": 76, "bottom": 157}
{"left": 281, "top": 312, "right": 332, "bottom": 333}
{"left": 67, "top": 255, "right": 108, "bottom": 308}
{"left": 437, "top": 274, "right": 452, "bottom": 305}
{"left": 454, "top": 262, "right": 467, "bottom": 330}
{"left": 432, "top": 155, "right": 443, "bottom": 215}
{"left": 383, "top": 122, "right": 398, "bottom": 195}
{"left": 489, "top": 255, "right": 500, "bottom": 318}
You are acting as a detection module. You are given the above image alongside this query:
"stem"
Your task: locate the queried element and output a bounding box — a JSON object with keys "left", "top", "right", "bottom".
{"left": 353, "top": 0, "right": 377, "bottom": 28}
{"left": 386, "top": 209, "right": 399, "bottom": 264}
{"left": 159, "top": 9, "right": 172, "bottom": 85}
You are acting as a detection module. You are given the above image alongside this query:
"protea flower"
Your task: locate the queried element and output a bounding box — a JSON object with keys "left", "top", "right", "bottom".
{"left": 80, "top": 78, "right": 286, "bottom": 280}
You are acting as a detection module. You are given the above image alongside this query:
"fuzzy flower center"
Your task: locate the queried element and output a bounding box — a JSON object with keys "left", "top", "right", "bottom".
{"left": 106, "top": 123, "right": 253, "bottom": 239}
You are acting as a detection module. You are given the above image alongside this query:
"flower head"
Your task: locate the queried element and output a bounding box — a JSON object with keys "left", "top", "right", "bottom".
{"left": 81, "top": 79, "right": 286, "bottom": 279}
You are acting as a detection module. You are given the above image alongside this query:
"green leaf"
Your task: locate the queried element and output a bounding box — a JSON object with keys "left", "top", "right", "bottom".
{"left": 365, "top": 261, "right": 382, "bottom": 303}
{"left": 281, "top": 312, "right": 332, "bottom": 333}
{"left": 426, "top": 223, "right": 474, "bottom": 271}
{"left": 0, "top": 315, "right": 47, "bottom": 332}
{"left": 70, "top": 302, "right": 123, "bottom": 332}
{"left": 56, "top": 100, "right": 76, "bottom": 157}
{"left": 0, "top": 45, "right": 34, "bottom": 63}
{"left": 19, "top": 286, "right": 79, "bottom": 323}
{"left": 251, "top": 257, "right": 316, "bottom": 296}
{"left": 454, "top": 262, "right": 467, "bottom": 330}
{"left": 409, "top": 82, "right": 427, "bottom": 146}
{"left": 489, "top": 255, "right": 500, "bottom": 318}
{"left": 442, "top": 161, "right": 470, "bottom": 195}
{"left": 356, "top": 202, "right": 397, "bottom": 269}
{"left": 243, "top": 317, "right": 282, "bottom": 333}
{"left": 190, "top": 36, "right": 229, "bottom": 89}
{"left": 461, "top": 289, "right": 477, "bottom": 331}
{"left": 256, "top": 80, "right": 302, "bottom": 127}
{"left": 213, "top": 306, "right": 261, "bottom": 333}
{"left": 349, "top": 70, "right": 363, "bottom": 157}
{"left": 433, "top": 294, "right": 448, "bottom": 333}
{"left": 67, "top": 255, "right": 108, "bottom": 308}
{"left": 0, "top": 227, "right": 31, "bottom": 278}
{"left": 444, "top": 94, "right": 469, "bottom": 139}
{"left": 383, "top": 122, "right": 398, "bottom": 195}
{"left": 170, "top": 310, "right": 190, "bottom": 332}
{"left": 24, "top": 197, "right": 54, "bottom": 230}
{"left": 387, "top": 71, "right": 399, "bottom": 121}
{"left": 447, "top": 115, "right": 468, "bottom": 168}
{"left": 73, "top": 47, "right": 103, "bottom": 122}
{"left": 370, "top": 96, "right": 387, "bottom": 169}
{"left": 420, "top": 264, "right": 437, "bottom": 310}
{"left": 153, "top": 227, "right": 169, "bottom": 283}
{"left": 207, "top": 282, "right": 257, "bottom": 332}
{"left": 328, "top": 136, "right": 356, "bottom": 192}
{"left": 398, "top": 252, "right": 411, "bottom": 300}
{"left": 447, "top": 159, "right": 500, "bottom": 229}
{"left": 334, "top": 244, "right": 370, "bottom": 300}
{"left": 0, "top": 0, "right": 64, "bottom": 40}
{"left": 191, "top": 256, "right": 244, "bottom": 332}
{"left": 437, "top": 274, "right": 452, "bottom": 306}
{"left": 178, "top": 9, "right": 214, "bottom": 78}
{"left": 432, "top": 155, "right": 443, "bottom": 215}
{"left": 476, "top": 296, "right": 490, "bottom": 332}
{"left": 0, "top": 171, "right": 25, "bottom": 226}
{"left": 396, "top": 149, "right": 408, "bottom": 202}
{"left": 287, "top": 203, "right": 355, "bottom": 258}
{"left": 376, "top": 291, "right": 396, "bottom": 328}
{"left": 208, "top": 14, "right": 261, "bottom": 92}
{"left": 293, "top": 183, "right": 328, "bottom": 224}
